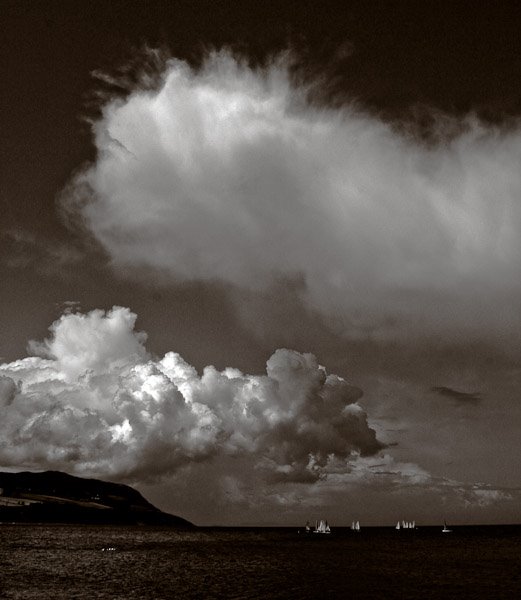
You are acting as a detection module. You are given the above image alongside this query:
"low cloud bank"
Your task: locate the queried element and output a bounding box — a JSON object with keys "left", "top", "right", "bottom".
{"left": 0, "top": 307, "right": 382, "bottom": 482}
{"left": 63, "top": 49, "right": 521, "bottom": 350}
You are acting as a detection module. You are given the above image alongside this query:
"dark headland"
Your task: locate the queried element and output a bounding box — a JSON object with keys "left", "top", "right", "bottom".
{"left": 0, "top": 470, "right": 193, "bottom": 527}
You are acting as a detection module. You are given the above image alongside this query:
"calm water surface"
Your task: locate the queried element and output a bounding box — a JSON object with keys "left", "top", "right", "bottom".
{"left": 0, "top": 524, "right": 520, "bottom": 599}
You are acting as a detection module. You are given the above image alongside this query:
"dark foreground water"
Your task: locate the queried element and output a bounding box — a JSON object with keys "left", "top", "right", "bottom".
{"left": 1, "top": 524, "right": 520, "bottom": 599}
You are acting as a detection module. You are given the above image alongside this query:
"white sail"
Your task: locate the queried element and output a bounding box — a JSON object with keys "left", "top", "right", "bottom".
{"left": 355, "top": 521, "right": 360, "bottom": 531}
{"left": 396, "top": 521, "right": 400, "bottom": 530}
{"left": 314, "top": 519, "right": 331, "bottom": 534}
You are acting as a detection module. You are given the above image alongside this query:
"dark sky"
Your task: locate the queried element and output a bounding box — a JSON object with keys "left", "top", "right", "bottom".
{"left": 1, "top": 1, "right": 520, "bottom": 525}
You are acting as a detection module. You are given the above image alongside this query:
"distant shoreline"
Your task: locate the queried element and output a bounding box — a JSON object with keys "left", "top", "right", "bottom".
{"left": 0, "top": 470, "right": 194, "bottom": 528}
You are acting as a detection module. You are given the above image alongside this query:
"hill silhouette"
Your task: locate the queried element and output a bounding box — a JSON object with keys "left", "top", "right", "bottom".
{"left": 0, "top": 470, "right": 193, "bottom": 527}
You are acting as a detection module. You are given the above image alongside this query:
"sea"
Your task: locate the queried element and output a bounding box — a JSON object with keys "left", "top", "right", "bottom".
{"left": 0, "top": 524, "right": 520, "bottom": 599}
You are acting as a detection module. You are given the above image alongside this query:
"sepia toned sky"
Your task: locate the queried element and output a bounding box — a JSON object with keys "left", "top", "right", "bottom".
{"left": 1, "top": 1, "right": 520, "bottom": 525}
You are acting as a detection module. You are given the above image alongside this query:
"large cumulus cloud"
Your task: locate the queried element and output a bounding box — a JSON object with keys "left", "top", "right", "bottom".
{"left": 2, "top": 306, "right": 518, "bottom": 522}
{"left": 0, "top": 306, "right": 382, "bottom": 482}
{"left": 63, "top": 49, "right": 521, "bottom": 350}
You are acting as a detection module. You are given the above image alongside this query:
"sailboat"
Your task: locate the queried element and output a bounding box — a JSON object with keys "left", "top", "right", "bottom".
{"left": 351, "top": 520, "right": 360, "bottom": 532}
{"left": 397, "top": 520, "right": 416, "bottom": 530}
{"left": 314, "top": 519, "right": 331, "bottom": 534}
{"left": 442, "top": 520, "right": 452, "bottom": 533}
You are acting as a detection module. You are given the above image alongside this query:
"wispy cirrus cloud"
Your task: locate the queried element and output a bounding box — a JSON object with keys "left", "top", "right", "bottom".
{"left": 1, "top": 229, "right": 84, "bottom": 272}
{"left": 432, "top": 386, "right": 482, "bottom": 405}
{"left": 61, "top": 49, "right": 520, "bottom": 354}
